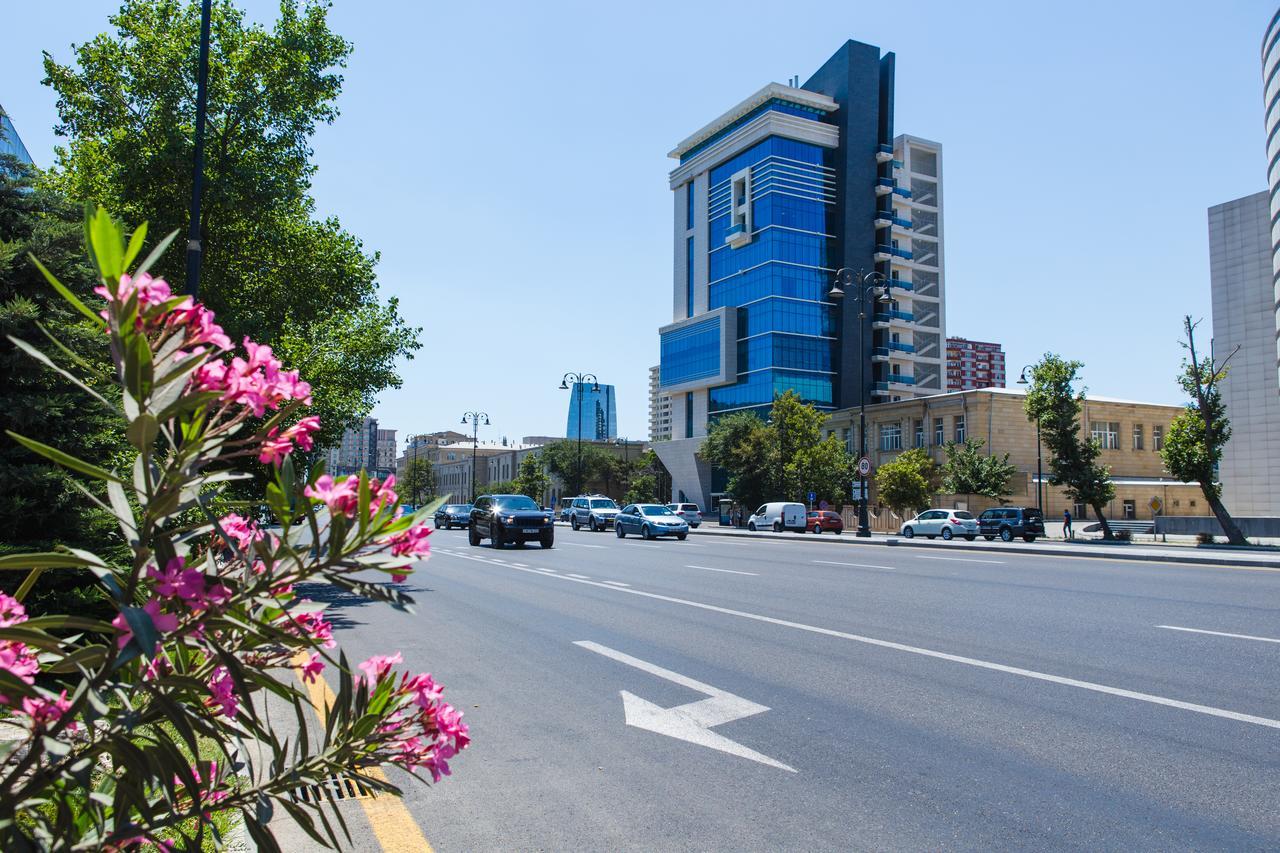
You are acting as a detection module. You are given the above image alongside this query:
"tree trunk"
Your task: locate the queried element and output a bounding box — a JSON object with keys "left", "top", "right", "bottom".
{"left": 1092, "top": 503, "right": 1113, "bottom": 540}
{"left": 1203, "top": 488, "right": 1248, "bottom": 546}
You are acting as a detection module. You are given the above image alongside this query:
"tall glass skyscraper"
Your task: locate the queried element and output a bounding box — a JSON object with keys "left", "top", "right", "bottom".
{"left": 654, "top": 39, "right": 947, "bottom": 508}
{"left": 565, "top": 382, "right": 617, "bottom": 441}
{"left": 0, "top": 104, "right": 35, "bottom": 169}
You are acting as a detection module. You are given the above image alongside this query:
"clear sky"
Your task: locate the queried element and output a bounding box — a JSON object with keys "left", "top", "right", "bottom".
{"left": 3, "top": 0, "right": 1277, "bottom": 445}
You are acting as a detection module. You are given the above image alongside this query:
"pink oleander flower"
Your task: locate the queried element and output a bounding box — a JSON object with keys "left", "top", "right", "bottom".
{"left": 148, "top": 558, "right": 232, "bottom": 613}
{"left": 0, "top": 639, "right": 40, "bottom": 704}
{"left": 369, "top": 475, "right": 398, "bottom": 516}
{"left": 434, "top": 703, "right": 470, "bottom": 747}
{"left": 95, "top": 272, "right": 172, "bottom": 311}
{"left": 218, "top": 512, "right": 263, "bottom": 552}
{"left": 286, "top": 606, "right": 335, "bottom": 649}
{"left": 175, "top": 762, "right": 231, "bottom": 809}
{"left": 0, "top": 591, "right": 27, "bottom": 628}
{"left": 168, "top": 298, "right": 232, "bottom": 351}
{"left": 21, "top": 690, "right": 74, "bottom": 731}
{"left": 357, "top": 652, "right": 403, "bottom": 684}
{"left": 113, "top": 599, "right": 180, "bottom": 650}
{"left": 206, "top": 666, "right": 238, "bottom": 718}
{"left": 300, "top": 653, "right": 325, "bottom": 684}
{"left": 304, "top": 474, "right": 359, "bottom": 518}
{"left": 404, "top": 673, "right": 443, "bottom": 709}
{"left": 384, "top": 524, "right": 431, "bottom": 559}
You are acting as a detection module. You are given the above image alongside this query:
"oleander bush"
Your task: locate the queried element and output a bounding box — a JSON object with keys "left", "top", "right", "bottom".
{"left": 0, "top": 209, "right": 467, "bottom": 850}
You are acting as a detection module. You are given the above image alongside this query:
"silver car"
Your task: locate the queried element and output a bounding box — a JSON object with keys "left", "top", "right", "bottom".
{"left": 899, "top": 509, "right": 979, "bottom": 541}
{"left": 570, "top": 495, "right": 620, "bottom": 531}
{"left": 666, "top": 503, "right": 703, "bottom": 528}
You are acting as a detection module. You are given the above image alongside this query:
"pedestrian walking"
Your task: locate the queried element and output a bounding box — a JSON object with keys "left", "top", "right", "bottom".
{"left": 1063, "top": 508, "right": 1073, "bottom": 540}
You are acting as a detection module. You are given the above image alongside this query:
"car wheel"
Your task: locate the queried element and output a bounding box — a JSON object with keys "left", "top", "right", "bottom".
{"left": 964, "top": 535, "right": 976, "bottom": 541}
{"left": 492, "top": 524, "right": 505, "bottom": 549}
{"left": 748, "top": 522, "right": 756, "bottom": 532}
{"left": 903, "top": 526, "right": 914, "bottom": 539}
{"left": 1000, "top": 528, "right": 1013, "bottom": 542}
{"left": 540, "top": 531, "right": 554, "bottom": 549}
{"left": 812, "top": 524, "right": 822, "bottom": 534}
{"left": 468, "top": 525, "right": 480, "bottom": 547}
{"left": 1023, "top": 535, "right": 1036, "bottom": 543}
{"left": 571, "top": 516, "right": 580, "bottom": 531}
{"left": 435, "top": 520, "right": 442, "bottom": 529}
{"left": 941, "top": 528, "right": 954, "bottom": 541}
{"left": 642, "top": 524, "right": 654, "bottom": 541}
{"left": 983, "top": 535, "right": 995, "bottom": 541}
{"left": 677, "top": 533, "right": 687, "bottom": 541}
{"left": 616, "top": 524, "right": 625, "bottom": 538}
{"left": 691, "top": 523, "right": 700, "bottom": 529}
{"left": 772, "top": 520, "right": 782, "bottom": 533}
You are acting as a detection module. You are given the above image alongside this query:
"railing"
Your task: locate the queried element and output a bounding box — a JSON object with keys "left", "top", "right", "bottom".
{"left": 887, "top": 373, "right": 915, "bottom": 385}
{"left": 877, "top": 244, "right": 913, "bottom": 260}
{"left": 885, "top": 279, "right": 913, "bottom": 291}
{"left": 891, "top": 216, "right": 913, "bottom": 228}
{"left": 892, "top": 186, "right": 912, "bottom": 198}
{"left": 878, "top": 144, "right": 893, "bottom": 155}
{"left": 887, "top": 341, "right": 915, "bottom": 353}
{"left": 872, "top": 382, "right": 890, "bottom": 392}
{"left": 877, "top": 177, "right": 895, "bottom": 188}
{"left": 875, "top": 309, "right": 914, "bottom": 323}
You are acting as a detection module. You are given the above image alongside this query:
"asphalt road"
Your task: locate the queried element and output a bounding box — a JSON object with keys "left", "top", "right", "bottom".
{"left": 308, "top": 522, "right": 1280, "bottom": 851}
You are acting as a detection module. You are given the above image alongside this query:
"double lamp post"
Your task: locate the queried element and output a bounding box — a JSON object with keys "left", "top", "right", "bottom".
{"left": 460, "top": 411, "right": 489, "bottom": 503}
{"left": 559, "top": 372, "right": 598, "bottom": 496}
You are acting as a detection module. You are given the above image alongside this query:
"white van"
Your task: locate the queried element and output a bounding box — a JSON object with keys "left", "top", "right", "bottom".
{"left": 747, "top": 502, "right": 807, "bottom": 533}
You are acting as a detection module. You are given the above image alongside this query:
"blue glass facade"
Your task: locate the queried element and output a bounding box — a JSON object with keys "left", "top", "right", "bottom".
{"left": 0, "top": 106, "right": 34, "bottom": 168}
{"left": 660, "top": 317, "right": 721, "bottom": 386}
{"left": 565, "top": 383, "right": 618, "bottom": 441}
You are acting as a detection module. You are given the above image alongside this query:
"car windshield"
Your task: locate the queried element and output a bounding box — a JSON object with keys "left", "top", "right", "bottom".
{"left": 952, "top": 511, "right": 975, "bottom": 520}
{"left": 1023, "top": 508, "right": 1042, "bottom": 519}
{"left": 496, "top": 496, "right": 539, "bottom": 511}
{"left": 641, "top": 506, "right": 675, "bottom": 516}
{"left": 590, "top": 499, "right": 617, "bottom": 509}
{"left": 445, "top": 504, "right": 469, "bottom": 512}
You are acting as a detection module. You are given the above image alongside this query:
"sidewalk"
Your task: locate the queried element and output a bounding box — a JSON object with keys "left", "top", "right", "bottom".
{"left": 686, "top": 523, "right": 1280, "bottom": 569}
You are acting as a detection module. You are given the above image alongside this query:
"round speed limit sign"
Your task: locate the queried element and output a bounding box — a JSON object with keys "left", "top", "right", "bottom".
{"left": 857, "top": 456, "right": 872, "bottom": 477}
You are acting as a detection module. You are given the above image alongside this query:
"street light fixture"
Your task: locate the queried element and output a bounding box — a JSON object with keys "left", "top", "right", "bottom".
{"left": 1017, "top": 365, "right": 1045, "bottom": 512}
{"left": 460, "top": 411, "right": 489, "bottom": 502}
{"left": 560, "top": 372, "right": 598, "bottom": 496}
{"left": 830, "top": 268, "right": 894, "bottom": 538}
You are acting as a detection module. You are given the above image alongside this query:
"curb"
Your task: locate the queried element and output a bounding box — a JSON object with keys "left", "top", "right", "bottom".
{"left": 686, "top": 526, "right": 1278, "bottom": 569}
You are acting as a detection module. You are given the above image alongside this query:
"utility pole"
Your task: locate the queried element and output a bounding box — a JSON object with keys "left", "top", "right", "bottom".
{"left": 185, "top": 0, "right": 213, "bottom": 297}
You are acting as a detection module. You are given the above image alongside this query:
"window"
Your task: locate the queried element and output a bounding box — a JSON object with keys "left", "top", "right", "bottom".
{"left": 685, "top": 236, "right": 695, "bottom": 318}
{"left": 686, "top": 181, "right": 695, "bottom": 231}
{"left": 880, "top": 422, "right": 903, "bottom": 451}
{"left": 1152, "top": 425, "right": 1164, "bottom": 450}
{"left": 1091, "top": 421, "right": 1119, "bottom": 450}
{"left": 1122, "top": 500, "right": 1136, "bottom": 520}
{"left": 954, "top": 414, "right": 966, "bottom": 444}
{"left": 1073, "top": 502, "right": 1086, "bottom": 519}
{"left": 914, "top": 419, "right": 925, "bottom": 448}
{"left": 934, "top": 417, "right": 944, "bottom": 446}
{"left": 1132, "top": 423, "right": 1144, "bottom": 450}
{"left": 842, "top": 427, "right": 852, "bottom": 454}
{"left": 685, "top": 392, "right": 694, "bottom": 439}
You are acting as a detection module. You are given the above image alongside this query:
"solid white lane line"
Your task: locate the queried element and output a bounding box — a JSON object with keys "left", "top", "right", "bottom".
{"left": 566, "top": 573, "right": 592, "bottom": 580}
{"left": 682, "top": 543, "right": 708, "bottom": 547}
{"left": 916, "top": 555, "right": 1005, "bottom": 565}
{"left": 813, "top": 560, "right": 895, "bottom": 571}
{"left": 629, "top": 543, "right": 662, "bottom": 549}
{"left": 602, "top": 580, "right": 631, "bottom": 587}
{"left": 563, "top": 542, "right": 607, "bottom": 549}
{"left": 684, "top": 565, "right": 758, "bottom": 576}
{"left": 436, "top": 550, "right": 1280, "bottom": 731}
{"left": 1157, "top": 625, "right": 1280, "bottom": 644}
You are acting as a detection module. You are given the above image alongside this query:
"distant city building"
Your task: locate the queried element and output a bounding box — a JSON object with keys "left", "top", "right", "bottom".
{"left": 1208, "top": 192, "right": 1280, "bottom": 516}
{"left": 324, "top": 417, "right": 396, "bottom": 479}
{"left": 945, "top": 337, "right": 1006, "bottom": 391}
{"left": 565, "top": 382, "right": 617, "bottom": 441}
{"left": 0, "top": 104, "right": 34, "bottom": 169}
{"left": 648, "top": 365, "right": 672, "bottom": 441}
{"left": 1263, "top": 10, "right": 1280, "bottom": 383}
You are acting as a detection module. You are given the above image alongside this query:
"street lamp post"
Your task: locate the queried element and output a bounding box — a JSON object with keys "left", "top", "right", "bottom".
{"left": 828, "top": 268, "right": 894, "bottom": 538}
{"left": 1017, "top": 365, "right": 1045, "bottom": 511}
{"left": 460, "top": 412, "right": 489, "bottom": 502}
{"left": 559, "top": 372, "right": 598, "bottom": 495}
{"left": 185, "top": 0, "right": 213, "bottom": 297}
{"left": 404, "top": 434, "right": 421, "bottom": 508}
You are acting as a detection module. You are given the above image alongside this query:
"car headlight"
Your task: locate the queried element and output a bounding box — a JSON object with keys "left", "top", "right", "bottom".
{"left": 503, "top": 515, "right": 515, "bottom": 524}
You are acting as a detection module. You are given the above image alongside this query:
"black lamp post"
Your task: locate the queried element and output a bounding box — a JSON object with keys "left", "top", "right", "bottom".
{"left": 559, "top": 372, "right": 598, "bottom": 495}
{"left": 185, "top": 0, "right": 213, "bottom": 297}
{"left": 1017, "top": 365, "right": 1044, "bottom": 511}
{"left": 828, "top": 267, "right": 894, "bottom": 538}
{"left": 404, "top": 434, "right": 421, "bottom": 507}
{"left": 460, "top": 412, "right": 489, "bottom": 502}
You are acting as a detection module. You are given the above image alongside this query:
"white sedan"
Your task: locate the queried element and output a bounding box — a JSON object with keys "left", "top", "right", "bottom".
{"left": 900, "top": 509, "right": 979, "bottom": 541}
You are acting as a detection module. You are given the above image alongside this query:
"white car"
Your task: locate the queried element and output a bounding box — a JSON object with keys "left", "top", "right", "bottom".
{"left": 900, "top": 509, "right": 979, "bottom": 541}
{"left": 747, "top": 502, "right": 807, "bottom": 533}
{"left": 666, "top": 503, "right": 703, "bottom": 528}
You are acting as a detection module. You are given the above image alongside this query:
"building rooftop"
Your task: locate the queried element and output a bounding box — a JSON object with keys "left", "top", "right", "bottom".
{"left": 874, "top": 385, "right": 1186, "bottom": 410}
{"left": 667, "top": 82, "right": 838, "bottom": 160}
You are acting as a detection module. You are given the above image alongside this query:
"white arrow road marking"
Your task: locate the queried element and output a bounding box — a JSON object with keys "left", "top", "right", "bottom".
{"left": 574, "top": 640, "right": 796, "bottom": 773}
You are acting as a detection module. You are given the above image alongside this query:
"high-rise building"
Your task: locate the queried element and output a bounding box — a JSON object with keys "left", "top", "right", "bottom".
{"left": 1208, "top": 192, "right": 1280, "bottom": 516}
{"left": 565, "top": 382, "right": 617, "bottom": 441}
{"left": 324, "top": 417, "right": 397, "bottom": 479}
{"left": 945, "top": 337, "right": 1006, "bottom": 391}
{"left": 648, "top": 365, "right": 673, "bottom": 442}
{"left": 653, "top": 39, "right": 946, "bottom": 508}
{"left": 0, "top": 104, "right": 34, "bottom": 169}
{"left": 1263, "top": 10, "right": 1280, "bottom": 383}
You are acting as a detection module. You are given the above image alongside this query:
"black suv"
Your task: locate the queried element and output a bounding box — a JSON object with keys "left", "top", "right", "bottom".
{"left": 978, "top": 506, "right": 1045, "bottom": 542}
{"left": 469, "top": 494, "right": 555, "bottom": 549}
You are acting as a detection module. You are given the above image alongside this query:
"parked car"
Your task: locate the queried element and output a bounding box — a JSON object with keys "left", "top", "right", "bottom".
{"left": 616, "top": 504, "right": 689, "bottom": 540}
{"left": 570, "top": 495, "right": 620, "bottom": 531}
{"left": 807, "top": 510, "right": 844, "bottom": 534}
{"left": 434, "top": 503, "right": 473, "bottom": 530}
{"left": 747, "top": 502, "right": 807, "bottom": 533}
{"left": 667, "top": 503, "right": 703, "bottom": 528}
{"left": 557, "top": 496, "right": 575, "bottom": 522}
{"left": 468, "top": 494, "right": 555, "bottom": 549}
{"left": 899, "top": 509, "right": 979, "bottom": 541}
{"left": 978, "top": 506, "right": 1045, "bottom": 542}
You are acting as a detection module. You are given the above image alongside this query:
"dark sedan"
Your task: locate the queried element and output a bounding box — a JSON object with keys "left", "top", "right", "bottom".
{"left": 615, "top": 504, "right": 689, "bottom": 540}
{"left": 469, "top": 494, "right": 555, "bottom": 549}
{"left": 434, "top": 503, "right": 473, "bottom": 530}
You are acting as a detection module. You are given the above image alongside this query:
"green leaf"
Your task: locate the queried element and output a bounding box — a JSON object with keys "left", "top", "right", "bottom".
{"left": 26, "top": 254, "right": 106, "bottom": 327}
{"left": 6, "top": 335, "right": 117, "bottom": 411}
{"left": 0, "top": 552, "right": 98, "bottom": 570}
{"left": 122, "top": 221, "right": 148, "bottom": 270}
{"left": 14, "top": 568, "right": 45, "bottom": 601}
{"left": 122, "top": 331, "right": 153, "bottom": 403}
{"left": 133, "top": 228, "right": 179, "bottom": 279}
{"left": 5, "top": 431, "right": 123, "bottom": 483}
{"left": 125, "top": 414, "right": 159, "bottom": 451}
{"left": 119, "top": 606, "right": 159, "bottom": 658}
{"left": 88, "top": 207, "right": 125, "bottom": 282}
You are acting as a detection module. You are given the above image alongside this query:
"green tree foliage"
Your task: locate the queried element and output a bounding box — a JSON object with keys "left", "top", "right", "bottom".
{"left": 1161, "top": 317, "right": 1247, "bottom": 545}
{"left": 874, "top": 447, "right": 936, "bottom": 516}
{"left": 400, "top": 456, "right": 435, "bottom": 506}
{"left": 622, "top": 450, "right": 667, "bottom": 505}
{"left": 42, "top": 0, "right": 420, "bottom": 445}
{"left": 1023, "top": 355, "right": 1116, "bottom": 538}
{"left": 940, "top": 438, "right": 1017, "bottom": 502}
{"left": 482, "top": 480, "right": 518, "bottom": 496}
{"left": 513, "top": 452, "right": 550, "bottom": 503}
{"left": 538, "top": 440, "right": 618, "bottom": 496}
{"left": 701, "top": 411, "right": 774, "bottom": 510}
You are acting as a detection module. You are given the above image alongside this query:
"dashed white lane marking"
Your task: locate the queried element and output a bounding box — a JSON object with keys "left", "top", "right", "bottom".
{"left": 684, "top": 565, "right": 758, "bottom": 576}
{"left": 629, "top": 543, "right": 662, "bottom": 549}
{"left": 813, "top": 560, "right": 895, "bottom": 571}
{"left": 1157, "top": 625, "right": 1280, "bottom": 644}
{"left": 566, "top": 573, "right": 592, "bottom": 580}
{"left": 511, "top": 563, "right": 529, "bottom": 568}
{"left": 602, "top": 580, "right": 631, "bottom": 587}
{"left": 563, "top": 542, "right": 607, "bottom": 549}
{"left": 436, "top": 550, "right": 1280, "bottom": 731}
{"left": 916, "top": 555, "right": 1005, "bottom": 565}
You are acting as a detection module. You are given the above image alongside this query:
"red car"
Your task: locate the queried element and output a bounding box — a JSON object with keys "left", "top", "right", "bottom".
{"left": 807, "top": 510, "right": 844, "bottom": 534}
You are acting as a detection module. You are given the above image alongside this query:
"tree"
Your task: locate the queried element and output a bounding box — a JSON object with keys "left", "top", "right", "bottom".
{"left": 42, "top": 0, "right": 421, "bottom": 447}
{"left": 940, "top": 438, "right": 1017, "bottom": 503}
{"left": 538, "top": 441, "right": 615, "bottom": 496}
{"left": 701, "top": 411, "right": 773, "bottom": 510}
{"left": 400, "top": 456, "right": 435, "bottom": 507}
{"left": 1023, "top": 355, "right": 1116, "bottom": 539}
{"left": 513, "top": 452, "right": 550, "bottom": 504}
{"left": 1161, "top": 317, "right": 1248, "bottom": 545}
{"left": 874, "top": 447, "right": 936, "bottom": 516}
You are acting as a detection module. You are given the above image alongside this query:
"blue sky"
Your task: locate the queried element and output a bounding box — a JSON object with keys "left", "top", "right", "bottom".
{"left": 3, "top": 1, "right": 1277, "bottom": 443}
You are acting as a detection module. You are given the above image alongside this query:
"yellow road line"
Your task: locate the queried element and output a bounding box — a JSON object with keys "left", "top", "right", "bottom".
{"left": 293, "top": 654, "right": 434, "bottom": 852}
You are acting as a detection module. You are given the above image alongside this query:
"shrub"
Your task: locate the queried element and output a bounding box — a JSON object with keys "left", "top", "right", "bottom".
{"left": 1114, "top": 529, "right": 1132, "bottom": 542}
{"left": 1196, "top": 531, "right": 1216, "bottom": 545}
{"left": 0, "top": 210, "right": 467, "bottom": 848}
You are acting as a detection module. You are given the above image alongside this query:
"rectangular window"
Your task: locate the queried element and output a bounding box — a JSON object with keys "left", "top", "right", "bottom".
{"left": 1091, "top": 421, "right": 1119, "bottom": 450}
{"left": 1132, "top": 424, "right": 1144, "bottom": 450}
{"left": 842, "top": 427, "right": 852, "bottom": 455}
{"left": 685, "top": 236, "right": 695, "bottom": 318}
{"left": 1123, "top": 499, "right": 1136, "bottom": 520}
{"left": 1152, "top": 425, "right": 1164, "bottom": 450}
{"left": 934, "top": 417, "right": 944, "bottom": 446}
{"left": 880, "top": 422, "right": 902, "bottom": 451}
{"left": 954, "top": 415, "right": 966, "bottom": 444}
{"left": 914, "top": 419, "right": 925, "bottom": 448}
{"left": 685, "top": 392, "right": 693, "bottom": 439}
{"left": 687, "top": 181, "right": 695, "bottom": 231}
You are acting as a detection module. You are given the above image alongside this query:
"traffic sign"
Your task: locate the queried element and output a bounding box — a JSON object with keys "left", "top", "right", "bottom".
{"left": 851, "top": 482, "right": 867, "bottom": 501}
{"left": 1148, "top": 496, "right": 1163, "bottom": 514}
{"left": 808, "top": 491, "right": 816, "bottom": 503}
{"left": 857, "top": 456, "right": 872, "bottom": 477}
